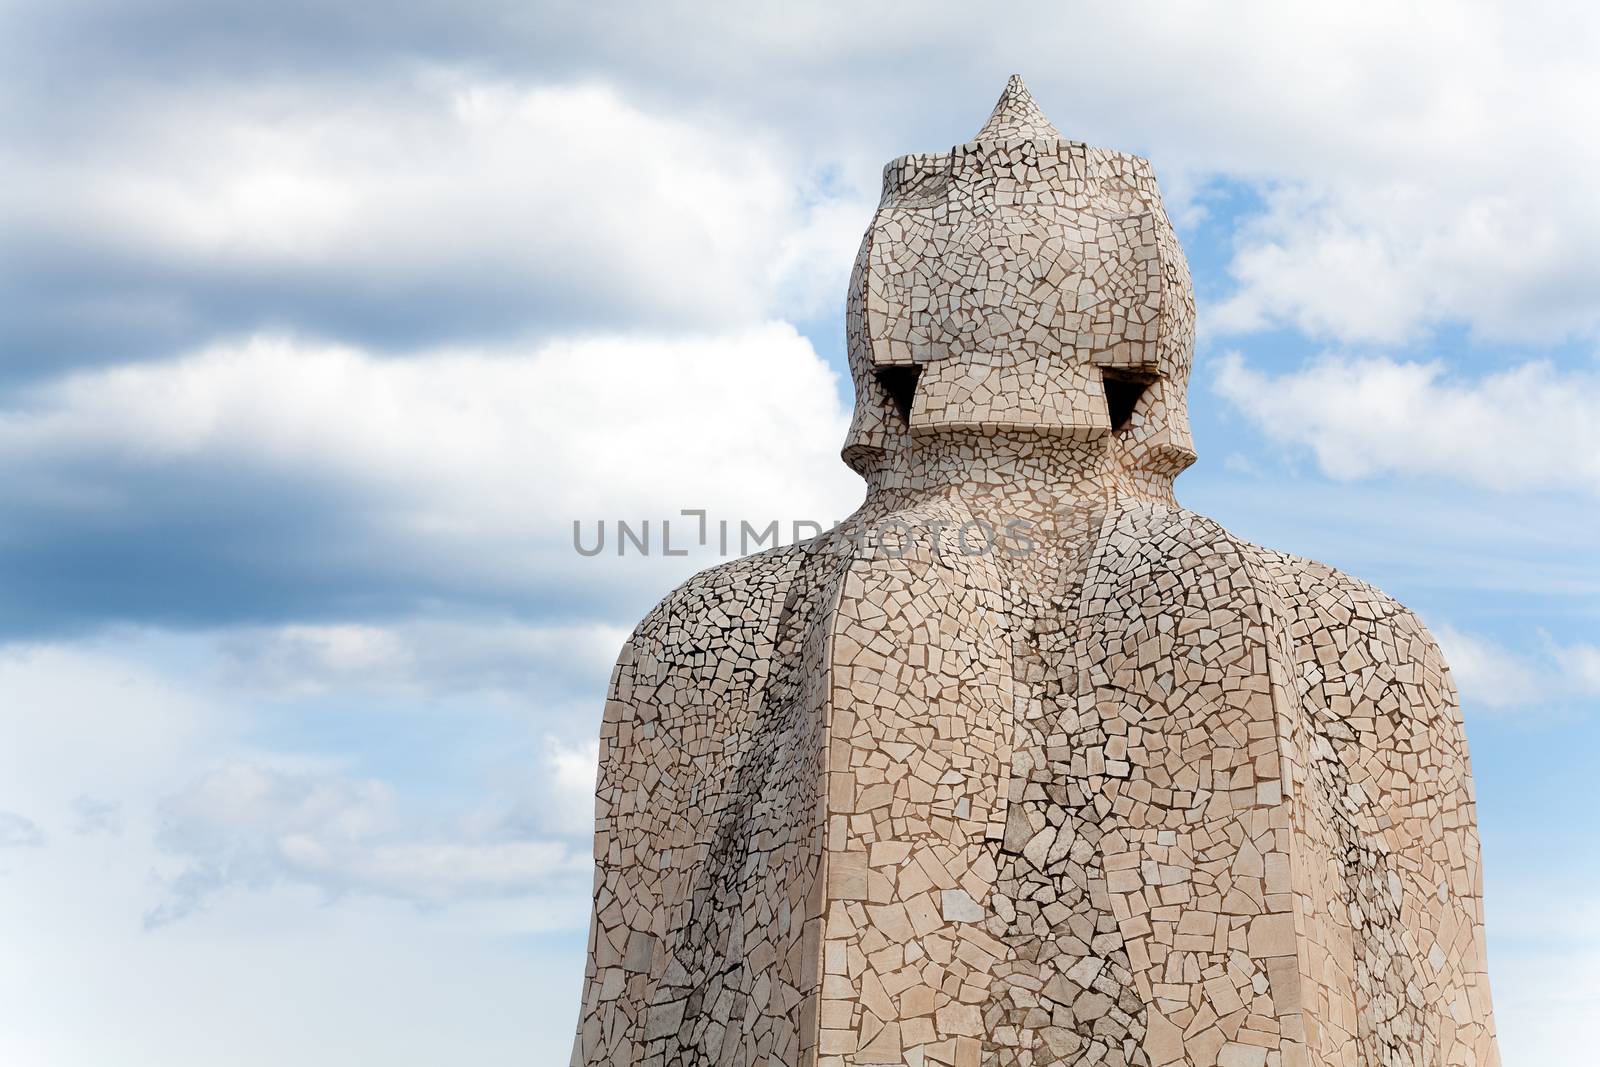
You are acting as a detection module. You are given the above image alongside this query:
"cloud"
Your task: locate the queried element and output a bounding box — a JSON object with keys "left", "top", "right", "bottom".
{"left": 0, "top": 631, "right": 603, "bottom": 927}
{"left": 0, "top": 325, "right": 860, "bottom": 636}
{"left": 11, "top": 3, "right": 1600, "bottom": 358}
{"left": 1213, "top": 352, "right": 1600, "bottom": 493}
{"left": 0, "top": 811, "right": 46, "bottom": 848}
{"left": 0, "top": 640, "right": 224, "bottom": 808}
{"left": 1435, "top": 625, "right": 1600, "bottom": 712}
{"left": 1202, "top": 74, "right": 1600, "bottom": 346}
{"left": 214, "top": 619, "right": 629, "bottom": 700}
{"left": 0, "top": 77, "right": 868, "bottom": 372}
{"left": 455, "top": 736, "right": 600, "bottom": 845}
{"left": 537, "top": 738, "right": 600, "bottom": 838}
{"left": 148, "top": 760, "right": 589, "bottom": 925}
{"left": 71, "top": 795, "right": 123, "bottom": 836}
{"left": 1434, "top": 627, "right": 1542, "bottom": 710}
{"left": 1205, "top": 181, "right": 1600, "bottom": 345}
{"left": 0, "top": 742, "right": 587, "bottom": 1067}
{"left": 1558, "top": 643, "right": 1600, "bottom": 693}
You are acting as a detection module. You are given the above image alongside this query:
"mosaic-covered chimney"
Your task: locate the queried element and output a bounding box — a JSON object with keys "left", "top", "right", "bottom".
{"left": 572, "top": 76, "right": 1500, "bottom": 1067}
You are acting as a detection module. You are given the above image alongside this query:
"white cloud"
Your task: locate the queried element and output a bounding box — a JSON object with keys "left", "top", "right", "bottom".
{"left": 539, "top": 737, "right": 600, "bottom": 838}
{"left": 1181, "top": 2, "right": 1600, "bottom": 345}
{"left": 0, "top": 641, "right": 224, "bottom": 806}
{"left": 1214, "top": 352, "right": 1600, "bottom": 493}
{"left": 71, "top": 795, "right": 122, "bottom": 836}
{"left": 1435, "top": 625, "right": 1600, "bottom": 712}
{"left": 4, "top": 78, "right": 866, "bottom": 337}
{"left": 1559, "top": 643, "right": 1600, "bottom": 693}
{"left": 149, "top": 760, "right": 587, "bottom": 925}
{"left": 1206, "top": 169, "right": 1600, "bottom": 346}
{"left": 0, "top": 631, "right": 598, "bottom": 1066}
{"left": 214, "top": 619, "right": 629, "bottom": 699}
{"left": 0, "top": 811, "right": 45, "bottom": 848}
{"left": 1434, "top": 627, "right": 1542, "bottom": 710}
{"left": 0, "top": 633, "right": 598, "bottom": 927}
{"left": 0, "top": 821, "right": 586, "bottom": 1067}
{"left": 0, "top": 324, "right": 862, "bottom": 614}
{"left": 12, "top": 4, "right": 1600, "bottom": 355}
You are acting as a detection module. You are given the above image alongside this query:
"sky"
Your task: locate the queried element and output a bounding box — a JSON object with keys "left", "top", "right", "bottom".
{"left": 0, "top": 1, "right": 1596, "bottom": 1063}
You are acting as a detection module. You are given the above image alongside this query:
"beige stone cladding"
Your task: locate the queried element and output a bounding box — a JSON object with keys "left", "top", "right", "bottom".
{"left": 572, "top": 77, "right": 1499, "bottom": 1067}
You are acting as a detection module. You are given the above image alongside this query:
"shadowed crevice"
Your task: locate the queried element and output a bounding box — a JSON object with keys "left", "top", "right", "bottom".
{"left": 1101, "top": 370, "right": 1154, "bottom": 432}
{"left": 874, "top": 365, "right": 921, "bottom": 423}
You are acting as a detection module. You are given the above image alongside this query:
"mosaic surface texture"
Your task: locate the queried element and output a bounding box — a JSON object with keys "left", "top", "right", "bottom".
{"left": 572, "top": 77, "right": 1500, "bottom": 1067}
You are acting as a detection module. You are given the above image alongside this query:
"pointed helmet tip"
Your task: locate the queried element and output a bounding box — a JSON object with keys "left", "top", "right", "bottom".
{"left": 974, "top": 74, "right": 1062, "bottom": 141}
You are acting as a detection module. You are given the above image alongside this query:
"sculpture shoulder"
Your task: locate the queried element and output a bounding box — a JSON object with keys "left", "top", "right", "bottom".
{"left": 1103, "top": 502, "right": 1453, "bottom": 693}
{"left": 1250, "top": 544, "right": 1443, "bottom": 651}
{"left": 1241, "top": 541, "right": 1459, "bottom": 723}
{"left": 1113, "top": 503, "right": 1435, "bottom": 638}
{"left": 604, "top": 545, "right": 807, "bottom": 721}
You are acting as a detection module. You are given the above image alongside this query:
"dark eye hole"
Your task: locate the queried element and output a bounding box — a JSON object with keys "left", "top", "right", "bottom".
{"left": 874, "top": 365, "right": 921, "bottom": 423}
{"left": 1101, "top": 370, "right": 1156, "bottom": 432}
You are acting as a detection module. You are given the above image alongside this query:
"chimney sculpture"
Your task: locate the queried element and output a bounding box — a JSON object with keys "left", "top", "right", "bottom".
{"left": 572, "top": 77, "right": 1500, "bottom": 1067}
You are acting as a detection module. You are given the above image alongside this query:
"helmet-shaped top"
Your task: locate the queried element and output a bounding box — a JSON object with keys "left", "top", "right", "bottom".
{"left": 843, "top": 76, "right": 1197, "bottom": 486}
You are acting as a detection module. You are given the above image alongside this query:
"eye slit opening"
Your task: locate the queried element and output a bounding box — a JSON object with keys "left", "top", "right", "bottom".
{"left": 1101, "top": 369, "right": 1156, "bottom": 433}
{"left": 874, "top": 365, "right": 921, "bottom": 424}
